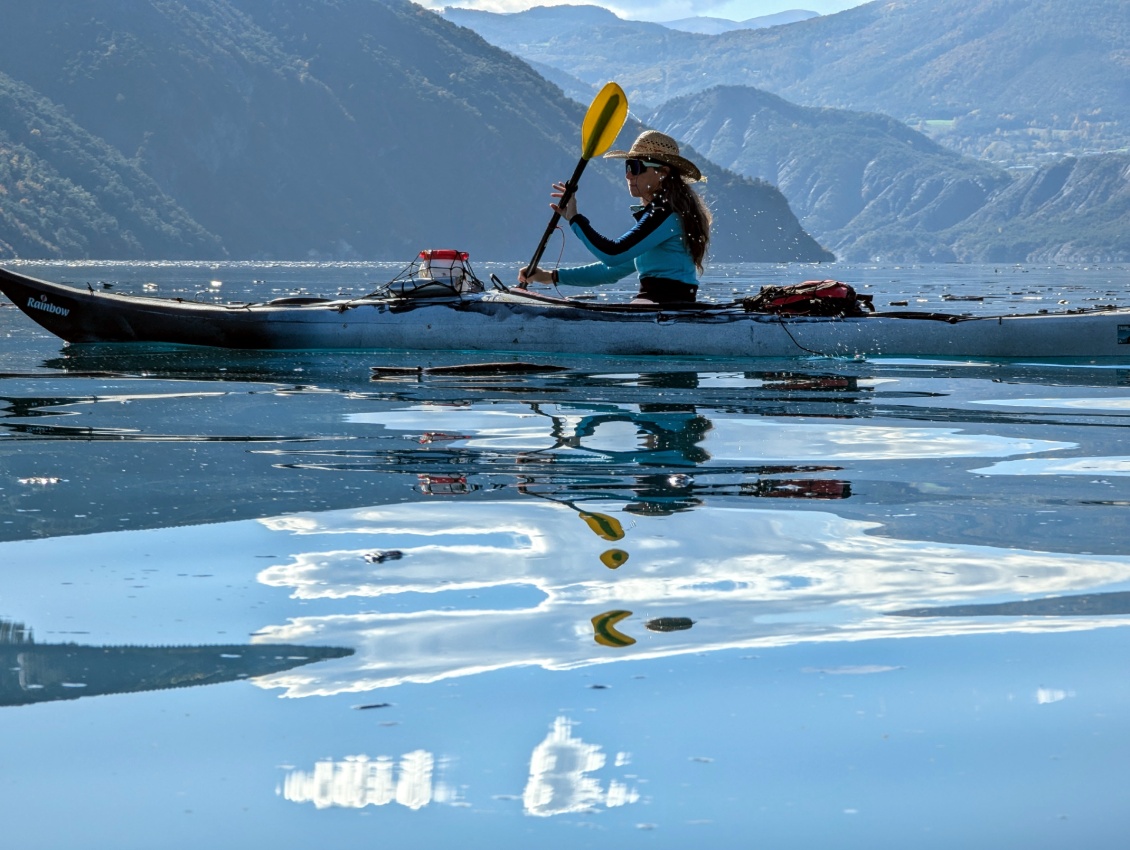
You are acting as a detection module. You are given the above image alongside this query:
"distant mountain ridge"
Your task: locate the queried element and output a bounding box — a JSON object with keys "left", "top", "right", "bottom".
{"left": 0, "top": 0, "right": 827, "bottom": 262}
{"left": 651, "top": 85, "right": 1129, "bottom": 262}
{"left": 444, "top": 0, "right": 1130, "bottom": 262}
{"left": 650, "top": 85, "right": 1008, "bottom": 261}
{"left": 659, "top": 10, "right": 817, "bottom": 35}
{"left": 444, "top": 0, "right": 1130, "bottom": 166}
{"left": 947, "top": 154, "right": 1130, "bottom": 263}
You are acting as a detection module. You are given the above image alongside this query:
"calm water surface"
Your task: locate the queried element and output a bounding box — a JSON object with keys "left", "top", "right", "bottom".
{"left": 2, "top": 261, "right": 1130, "bottom": 848}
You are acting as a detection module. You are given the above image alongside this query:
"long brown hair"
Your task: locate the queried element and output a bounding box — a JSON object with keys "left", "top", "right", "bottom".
{"left": 658, "top": 172, "right": 712, "bottom": 273}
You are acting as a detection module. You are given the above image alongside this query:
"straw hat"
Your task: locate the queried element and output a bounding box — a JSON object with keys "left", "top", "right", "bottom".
{"left": 603, "top": 130, "right": 703, "bottom": 182}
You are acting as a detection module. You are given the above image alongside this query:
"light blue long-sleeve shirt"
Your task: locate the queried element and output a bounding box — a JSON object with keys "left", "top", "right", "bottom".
{"left": 556, "top": 199, "right": 697, "bottom": 288}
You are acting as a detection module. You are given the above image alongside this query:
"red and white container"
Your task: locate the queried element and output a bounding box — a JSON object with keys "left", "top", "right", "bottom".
{"left": 417, "top": 250, "right": 470, "bottom": 289}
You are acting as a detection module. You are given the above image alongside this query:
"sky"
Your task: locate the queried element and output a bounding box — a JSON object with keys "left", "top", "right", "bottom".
{"left": 428, "top": 0, "right": 868, "bottom": 24}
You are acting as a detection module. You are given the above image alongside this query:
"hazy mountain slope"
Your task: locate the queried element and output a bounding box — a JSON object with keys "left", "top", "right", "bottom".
{"left": 524, "top": 60, "right": 601, "bottom": 106}
{"left": 650, "top": 86, "right": 1012, "bottom": 261}
{"left": 0, "top": 0, "right": 828, "bottom": 262}
{"left": 660, "top": 10, "right": 817, "bottom": 35}
{"left": 947, "top": 154, "right": 1130, "bottom": 263}
{"left": 442, "top": 4, "right": 702, "bottom": 111}
{"left": 0, "top": 0, "right": 568, "bottom": 259}
{"left": 0, "top": 72, "right": 223, "bottom": 259}
{"left": 442, "top": 4, "right": 664, "bottom": 47}
{"left": 444, "top": 0, "right": 1130, "bottom": 165}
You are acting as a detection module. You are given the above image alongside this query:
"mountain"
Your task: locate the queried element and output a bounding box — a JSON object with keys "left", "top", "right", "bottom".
{"left": 650, "top": 85, "right": 1011, "bottom": 261}
{"left": 650, "top": 85, "right": 1130, "bottom": 262}
{"left": 0, "top": 72, "right": 223, "bottom": 258}
{"left": 946, "top": 154, "right": 1130, "bottom": 263}
{"left": 660, "top": 10, "right": 818, "bottom": 35}
{"left": 442, "top": 0, "right": 1130, "bottom": 167}
{"left": 0, "top": 0, "right": 827, "bottom": 262}
{"left": 444, "top": 0, "right": 1129, "bottom": 261}
{"left": 442, "top": 4, "right": 648, "bottom": 43}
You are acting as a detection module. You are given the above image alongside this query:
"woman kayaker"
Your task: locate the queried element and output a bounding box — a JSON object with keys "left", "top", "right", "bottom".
{"left": 519, "top": 131, "right": 711, "bottom": 305}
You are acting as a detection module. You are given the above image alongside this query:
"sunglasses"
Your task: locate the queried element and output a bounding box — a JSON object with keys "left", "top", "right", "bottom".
{"left": 625, "top": 158, "right": 664, "bottom": 175}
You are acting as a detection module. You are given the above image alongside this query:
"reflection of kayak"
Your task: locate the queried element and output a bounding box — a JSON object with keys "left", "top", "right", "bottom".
{"left": 4, "top": 265, "right": 1130, "bottom": 358}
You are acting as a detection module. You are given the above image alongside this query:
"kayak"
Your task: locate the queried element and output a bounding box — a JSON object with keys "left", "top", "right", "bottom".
{"left": 2, "top": 263, "right": 1129, "bottom": 359}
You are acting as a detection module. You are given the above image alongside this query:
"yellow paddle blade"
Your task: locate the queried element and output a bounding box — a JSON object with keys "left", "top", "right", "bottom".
{"left": 581, "top": 81, "right": 628, "bottom": 160}
{"left": 591, "top": 609, "right": 635, "bottom": 647}
{"left": 578, "top": 510, "right": 625, "bottom": 541}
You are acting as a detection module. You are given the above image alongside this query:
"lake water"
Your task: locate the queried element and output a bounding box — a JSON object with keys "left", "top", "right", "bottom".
{"left": 2, "top": 261, "right": 1130, "bottom": 848}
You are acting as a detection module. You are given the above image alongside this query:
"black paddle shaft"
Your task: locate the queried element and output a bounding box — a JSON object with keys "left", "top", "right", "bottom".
{"left": 526, "top": 157, "right": 589, "bottom": 276}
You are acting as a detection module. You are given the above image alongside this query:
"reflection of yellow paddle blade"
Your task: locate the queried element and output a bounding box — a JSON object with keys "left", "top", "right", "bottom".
{"left": 599, "top": 548, "right": 629, "bottom": 569}
{"left": 581, "top": 82, "right": 628, "bottom": 160}
{"left": 591, "top": 609, "right": 635, "bottom": 647}
{"left": 579, "top": 511, "right": 624, "bottom": 541}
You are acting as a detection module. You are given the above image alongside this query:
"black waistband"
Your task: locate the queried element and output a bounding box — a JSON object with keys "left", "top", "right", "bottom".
{"left": 637, "top": 277, "right": 698, "bottom": 304}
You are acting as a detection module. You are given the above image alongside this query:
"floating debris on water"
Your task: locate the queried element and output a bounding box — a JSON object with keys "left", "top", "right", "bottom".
{"left": 363, "top": 550, "right": 404, "bottom": 564}
{"left": 644, "top": 617, "right": 695, "bottom": 632}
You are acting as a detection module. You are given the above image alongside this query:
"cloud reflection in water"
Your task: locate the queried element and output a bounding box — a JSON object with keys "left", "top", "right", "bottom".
{"left": 282, "top": 749, "right": 458, "bottom": 810}
{"left": 523, "top": 716, "right": 638, "bottom": 817}
{"left": 251, "top": 500, "right": 1130, "bottom": 698}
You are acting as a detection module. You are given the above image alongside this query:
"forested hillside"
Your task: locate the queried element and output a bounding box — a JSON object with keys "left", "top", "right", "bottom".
{"left": 0, "top": 73, "right": 222, "bottom": 258}
{"left": 0, "top": 0, "right": 827, "bottom": 262}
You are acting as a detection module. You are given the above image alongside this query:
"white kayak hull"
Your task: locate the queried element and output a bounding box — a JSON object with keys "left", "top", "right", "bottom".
{"left": 2, "top": 266, "right": 1129, "bottom": 359}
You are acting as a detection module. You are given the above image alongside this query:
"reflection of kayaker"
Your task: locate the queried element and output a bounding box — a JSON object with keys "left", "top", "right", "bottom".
{"left": 517, "top": 485, "right": 627, "bottom": 543}
{"left": 527, "top": 396, "right": 712, "bottom": 467}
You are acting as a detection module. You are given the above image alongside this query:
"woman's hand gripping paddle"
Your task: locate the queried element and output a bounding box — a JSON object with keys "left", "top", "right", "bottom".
{"left": 521, "top": 82, "right": 628, "bottom": 287}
